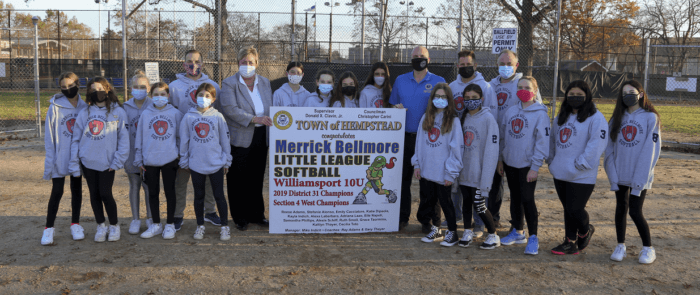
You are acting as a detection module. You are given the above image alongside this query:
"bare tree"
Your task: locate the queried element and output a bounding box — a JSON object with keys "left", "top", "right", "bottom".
{"left": 641, "top": 0, "right": 700, "bottom": 72}
{"left": 433, "top": 0, "right": 508, "bottom": 51}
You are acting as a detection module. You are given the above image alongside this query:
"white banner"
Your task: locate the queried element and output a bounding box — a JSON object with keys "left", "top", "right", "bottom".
{"left": 144, "top": 62, "right": 160, "bottom": 83}
{"left": 492, "top": 28, "right": 518, "bottom": 54}
{"left": 269, "top": 107, "right": 406, "bottom": 234}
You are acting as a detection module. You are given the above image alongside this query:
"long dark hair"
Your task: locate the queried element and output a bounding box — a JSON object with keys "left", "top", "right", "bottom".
{"left": 422, "top": 83, "right": 457, "bottom": 134}
{"left": 330, "top": 71, "right": 359, "bottom": 107}
{"left": 314, "top": 68, "right": 335, "bottom": 101}
{"left": 460, "top": 83, "right": 483, "bottom": 122}
{"left": 609, "top": 80, "right": 661, "bottom": 141}
{"left": 86, "top": 76, "right": 121, "bottom": 114}
{"left": 364, "top": 62, "right": 392, "bottom": 108}
{"left": 286, "top": 61, "right": 304, "bottom": 73}
{"left": 557, "top": 80, "right": 597, "bottom": 126}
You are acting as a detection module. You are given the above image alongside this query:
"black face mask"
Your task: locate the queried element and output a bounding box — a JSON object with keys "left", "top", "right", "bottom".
{"left": 411, "top": 58, "right": 428, "bottom": 72}
{"left": 61, "top": 86, "right": 79, "bottom": 99}
{"left": 458, "top": 66, "right": 475, "bottom": 79}
{"left": 90, "top": 91, "right": 107, "bottom": 103}
{"left": 567, "top": 95, "right": 586, "bottom": 109}
{"left": 342, "top": 86, "right": 356, "bottom": 97}
{"left": 623, "top": 94, "right": 639, "bottom": 107}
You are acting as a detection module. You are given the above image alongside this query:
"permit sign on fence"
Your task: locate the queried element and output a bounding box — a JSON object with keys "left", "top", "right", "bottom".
{"left": 144, "top": 62, "right": 159, "bottom": 83}
{"left": 268, "top": 107, "right": 406, "bottom": 234}
{"left": 492, "top": 28, "right": 518, "bottom": 54}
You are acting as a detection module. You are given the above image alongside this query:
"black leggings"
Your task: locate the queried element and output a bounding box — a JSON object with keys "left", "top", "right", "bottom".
{"left": 553, "top": 178, "right": 594, "bottom": 241}
{"left": 46, "top": 176, "right": 82, "bottom": 228}
{"left": 504, "top": 164, "right": 539, "bottom": 235}
{"left": 615, "top": 185, "right": 651, "bottom": 246}
{"left": 460, "top": 185, "right": 496, "bottom": 234}
{"left": 228, "top": 126, "right": 267, "bottom": 226}
{"left": 144, "top": 159, "right": 179, "bottom": 224}
{"left": 192, "top": 168, "right": 228, "bottom": 226}
{"left": 417, "top": 178, "right": 455, "bottom": 231}
{"left": 82, "top": 165, "right": 118, "bottom": 225}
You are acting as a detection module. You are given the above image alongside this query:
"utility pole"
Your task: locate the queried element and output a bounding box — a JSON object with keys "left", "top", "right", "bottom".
{"left": 122, "top": 0, "right": 128, "bottom": 100}
{"left": 360, "top": 0, "right": 365, "bottom": 64}
{"left": 291, "top": 0, "right": 296, "bottom": 60}
{"left": 458, "top": 0, "right": 463, "bottom": 51}
{"left": 378, "top": 0, "right": 385, "bottom": 62}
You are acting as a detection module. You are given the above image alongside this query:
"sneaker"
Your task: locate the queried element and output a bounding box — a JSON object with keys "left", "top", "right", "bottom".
{"left": 501, "top": 228, "right": 527, "bottom": 245}
{"left": 577, "top": 224, "right": 595, "bottom": 251}
{"left": 551, "top": 238, "right": 579, "bottom": 255}
{"left": 220, "top": 226, "right": 231, "bottom": 241}
{"left": 458, "top": 230, "right": 473, "bottom": 247}
{"left": 639, "top": 246, "right": 656, "bottom": 264}
{"left": 162, "top": 224, "right": 176, "bottom": 239}
{"left": 140, "top": 223, "right": 163, "bottom": 239}
{"left": 146, "top": 218, "right": 154, "bottom": 228}
{"left": 128, "top": 219, "right": 141, "bottom": 235}
{"left": 107, "top": 225, "right": 120, "bottom": 242}
{"left": 193, "top": 225, "right": 205, "bottom": 240}
{"left": 94, "top": 223, "right": 108, "bottom": 242}
{"left": 480, "top": 233, "right": 501, "bottom": 250}
{"left": 174, "top": 217, "right": 184, "bottom": 231}
{"left": 440, "top": 230, "right": 459, "bottom": 247}
{"left": 610, "top": 244, "right": 627, "bottom": 262}
{"left": 204, "top": 213, "right": 222, "bottom": 226}
{"left": 70, "top": 224, "right": 85, "bottom": 241}
{"left": 41, "top": 228, "right": 55, "bottom": 245}
{"left": 473, "top": 225, "right": 484, "bottom": 238}
{"left": 421, "top": 225, "right": 444, "bottom": 243}
{"left": 525, "top": 235, "right": 539, "bottom": 255}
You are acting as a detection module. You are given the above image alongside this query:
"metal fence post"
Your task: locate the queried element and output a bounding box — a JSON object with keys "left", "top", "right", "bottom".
{"left": 361, "top": 0, "right": 365, "bottom": 64}
{"left": 122, "top": 0, "right": 128, "bottom": 100}
{"left": 644, "top": 38, "right": 650, "bottom": 91}
{"left": 550, "top": 0, "right": 562, "bottom": 122}
{"left": 33, "top": 16, "right": 41, "bottom": 138}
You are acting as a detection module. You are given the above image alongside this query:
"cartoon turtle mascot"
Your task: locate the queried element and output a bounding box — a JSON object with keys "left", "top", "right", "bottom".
{"left": 353, "top": 156, "right": 398, "bottom": 204}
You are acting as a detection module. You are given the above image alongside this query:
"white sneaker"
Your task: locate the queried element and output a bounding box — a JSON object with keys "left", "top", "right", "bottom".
{"left": 193, "top": 225, "right": 205, "bottom": 240}
{"left": 128, "top": 219, "right": 141, "bottom": 235}
{"left": 639, "top": 246, "right": 656, "bottom": 264}
{"left": 70, "top": 224, "right": 85, "bottom": 240}
{"left": 480, "top": 233, "right": 501, "bottom": 250}
{"left": 140, "top": 223, "right": 163, "bottom": 239}
{"left": 162, "top": 224, "right": 176, "bottom": 239}
{"left": 94, "top": 223, "right": 108, "bottom": 242}
{"left": 107, "top": 225, "right": 121, "bottom": 242}
{"left": 610, "top": 244, "right": 627, "bottom": 262}
{"left": 459, "top": 229, "right": 473, "bottom": 247}
{"left": 146, "top": 218, "right": 154, "bottom": 228}
{"left": 220, "top": 226, "right": 231, "bottom": 241}
{"left": 41, "top": 228, "right": 55, "bottom": 245}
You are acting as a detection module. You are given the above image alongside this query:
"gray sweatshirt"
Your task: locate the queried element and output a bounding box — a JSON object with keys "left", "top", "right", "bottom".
{"left": 458, "top": 107, "right": 500, "bottom": 193}
{"left": 499, "top": 101, "right": 550, "bottom": 170}
{"left": 547, "top": 111, "right": 608, "bottom": 184}
{"left": 604, "top": 108, "right": 661, "bottom": 195}
{"left": 303, "top": 92, "right": 331, "bottom": 107}
{"left": 331, "top": 96, "right": 359, "bottom": 108}
{"left": 359, "top": 84, "right": 385, "bottom": 108}
{"left": 411, "top": 112, "right": 464, "bottom": 183}
{"left": 123, "top": 97, "right": 153, "bottom": 174}
{"left": 169, "top": 73, "right": 221, "bottom": 115}
{"left": 273, "top": 83, "right": 310, "bottom": 107}
{"left": 133, "top": 103, "right": 183, "bottom": 168}
{"left": 449, "top": 72, "right": 498, "bottom": 120}
{"left": 43, "top": 93, "right": 88, "bottom": 180}
{"left": 489, "top": 73, "right": 543, "bottom": 126}
{"left": 178, "top": 107, "right": 232, "bottom": 175}
{"left": 69, "top": 104, "right": 130, "bottom": 176}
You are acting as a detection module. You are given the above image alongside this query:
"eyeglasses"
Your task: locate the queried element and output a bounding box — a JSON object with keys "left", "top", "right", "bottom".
{"left": 433, "top": 95, "right": 448, "bottom": 99}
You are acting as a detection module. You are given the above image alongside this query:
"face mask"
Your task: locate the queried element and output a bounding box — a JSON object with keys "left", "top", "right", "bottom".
{"left": 197, "top": 96, "right": 212, "bottom": 109}
{"left": 288, "top": 74, "right": 303, "bottom": 85}
{"left": 516, "top": 89, "right": 535, "bottom": 103}
{"left": 132, "top": 89, "right": 148, "bottom": 100}
{"left": 458, "top": 66, "right": 475, "bottom": 79}
{"left": 623, "top": 94, "right": 639, "bottom": 107}
{"left": 411, "top": 58, "right": 428, "bottom": 72}
{"left": 499, "top": 66, "right": 515, "bottom": 79}
{"left": 239, "top": 65, "right": 256, "bottom": 78}
{"left": 374, "top": 76, "right": 385, "bottom": 86}
{"left": 185, "top": 63, "right": 201, "bottom": 76}
{"left": 432, "top": 98, "right": 448, "bottom": 109}
{"left": 342, "top": 86, "right": 356, "bottom": 97}
{"left": 464, "top": 99, "right": 482, "bottom": 111}
{"left": 152, "top": 96, "right": 168, "bottom": 107}
{"left": 61, "top": 86, "right": 79, "bottom": 99}
{"left": 567, "top": 95, "right": 586, "bottom": 109}
{"left": 318, "top": 83, "right": 333, "bottom": 95}
{"left": 90, "top": 91, "right": 107, "bottom": 103}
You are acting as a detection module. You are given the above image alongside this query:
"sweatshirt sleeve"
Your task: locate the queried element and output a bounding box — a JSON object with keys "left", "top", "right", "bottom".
{"left": 444, "top": 118, "right": 464, "bottom": 183}
{"left": 272, "top": 89, "right": 283, "bottom": 107}
{"left": 483, "top": 84, "right": 499, "bottom": 122}
{"left": 69, "top": 111, "right": 85, "bottom": 177}
{"left": 603, "top": 121, "right": 619, "bottom": 191}
{"left": 630, "top": 114, "right": 661, "bottom": 196}
{"left": 219, "top": 115, "right": 233, "bottom": 169}
{"left": 410, "top": 117, "right": 424, "bottom": 169}
{"left": 546, "top": 118, "right": 558, "bottom": 165}
{"left": 111, "top": 110, "right": 131, "bottom": 170}
{"left": 481, "top": 115, "right": 500, "bottom": 193}
{"left": 530, "top": 111, "right": 550, "bottom": 171}
{"left": 175, "top": 111, "right": 183, "bottom": 151}
{"left": 43, "top": 105, "right": 57, "bottom": 180}
{"left": 359, "top": 89, "right": 369, "bottom": 108}
{"left": 178, "top": 116, "right": 190, "bottom": 169}
{"left": 573, "top": 113, "right": 608, "bottom": 172}
{"left": 168, "top": 83, "right": 180, "bottom": 109}
{"left": 217, "top": 80, "right": 254, "bottom": 127}
{"left": 498, "top": 110, "right": 507, "bottom": 162}
{"left": 133, "top": 114, "right": 146, "bottom": 168}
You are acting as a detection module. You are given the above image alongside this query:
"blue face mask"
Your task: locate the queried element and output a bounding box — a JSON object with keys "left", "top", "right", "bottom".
{"left": 132, "top": 88, "right": 148, "bottom": 100}
{"left": 318, "top": 83, "right": 333, "bottom": 95}
{"left": 152, "top": 96, "right": 168, "bottom": 107}
{"left": 197, "top": 96, "right": 212, "bottom": 109}
{"left": 432, "top": 98, "right": 448, "bottom": 109}
{"left": 464, "top": 99, "right": 482, "bottom": 111}
{"left": 499, "top": 66, "right": 515, "bottom": 79}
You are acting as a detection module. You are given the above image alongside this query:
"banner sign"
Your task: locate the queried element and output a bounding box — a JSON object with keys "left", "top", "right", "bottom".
{"left": 144, "top": 62, "right": 160, "bottom": 83}
{"left": 492, "top": 28, "right": 518, "bottom": 54}
{"left": 269, "top": 107, "right": 406, "bottom": 234}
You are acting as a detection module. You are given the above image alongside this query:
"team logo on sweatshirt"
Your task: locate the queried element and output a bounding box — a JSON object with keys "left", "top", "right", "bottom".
{"left": 556, "top": 123, "right": 578, "bottom": 149}
{"left": 153, "top": 120, "right": 168, "bottom": 136}
{"left": 195, "top": 122, "right": 211, "bottom": 138}
{"left": 428, "top": 127, "right": 441, "bottom": 143}
{"left": 66, "top": 118, "right": 76, "bottom": 134}
{"left": 619, "top": 120, "right": 644, "bottom": 147}
{"left": 464, "top": 131, "right": 475, "bottom": 146}
{"left": 454, "top": 95, "right": 465, "bottom": 113}
{"left": 88, "top": 119, "right": 104, "bottom": 136}
{"left": 186, "top": 84, "right": 201, "bottom": 107}
{"left": 507, "top": 114, "right": 528, "bottom": 139}
{"left": 560, "top": 127, "right": 572, "bottom": 143}
{"left": 373, "top": 98, "right": 383, "bottom": 108}
{"left": 59, "top": 114, "right": 79, "bottom": 138}
{"left": 497, "top": 93, "right": 508, "bottom": 106}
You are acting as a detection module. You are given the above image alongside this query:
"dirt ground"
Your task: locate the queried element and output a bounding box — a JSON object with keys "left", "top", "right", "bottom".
{"left": 0, "top": 137, "right": 699, "bottom": 294}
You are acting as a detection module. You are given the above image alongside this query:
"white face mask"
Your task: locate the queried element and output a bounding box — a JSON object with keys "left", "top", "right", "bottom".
{"left": 152, "top": 96, "right": 168, "bottom": 107}
{"left": 288, "top": 74, "right": 303, "bottom": 85}
{"left": 132, "top": 88, "right": 148, "bottom": 100}
{"left": 239, "top": 65, "right": 256, "bottom": 78}
{"left": 374, "top": 76, "right": 385, "bottom": 86}
{"left": 197, "top": 96, "right": 212, "bottom": 109}
{"left": 499, "top": 66, "right": 515, "bottom": 79}
{"left": 432, "top": 98, "right": 448, "bottom": 109}
{"left": 318, "top": 83, "right": 333, "bottom": 95}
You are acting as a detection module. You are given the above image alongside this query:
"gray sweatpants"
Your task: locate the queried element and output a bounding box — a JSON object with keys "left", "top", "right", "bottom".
{"left": 174, "top": 168, "right": 216, "bottom": 218}
{"left": 127, "top": 172, "right": 152, "bottom": 220}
